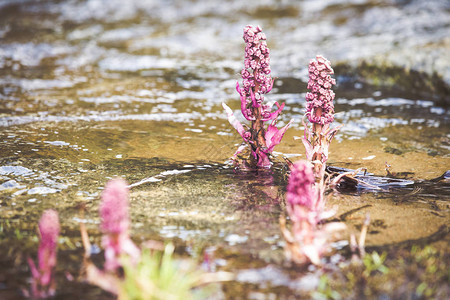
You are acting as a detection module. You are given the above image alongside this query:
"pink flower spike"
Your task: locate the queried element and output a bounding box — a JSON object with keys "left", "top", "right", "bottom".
{"left": 28, "top": 209, "right": 60, "bottom": 298}
{"left": 100, "top": 178, "right": 130, "bottom": 235}
{"left": 306, "top": 55, "right": 336, "bottom": 125}
{"left": 38, "top": 210, "right": 60, "bottom": 285}
{"left": 224, "top": 25, "right": 289, "bottom": 169}
{"left": 100, "top": 178, "right": 140, "bottom": 272}
{"left": 286, "top": 161, "right": 315, "bottom": 209}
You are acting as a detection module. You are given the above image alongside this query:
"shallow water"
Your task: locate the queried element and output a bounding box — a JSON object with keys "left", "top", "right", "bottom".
{"left": 0, "top": 0, "right": 449, "bottom": 298}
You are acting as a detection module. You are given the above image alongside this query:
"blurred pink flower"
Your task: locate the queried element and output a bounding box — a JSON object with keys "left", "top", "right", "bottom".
{"left": 286, "top": 161, "right": 325, "bottom": 226}
{"left": 28, "top": 209, "right": 60, "bottom": 298}
{"left": 100, "top": 178, "right": 140, "bottom": 272}
{"left": 286, "top": 160, "right": 315, "bottom": 208}
{"left": 100, "top": 178, "right": 129, "bottom": 235}
{"left": 282, "top": 161, "right": 345, "bottom": 265}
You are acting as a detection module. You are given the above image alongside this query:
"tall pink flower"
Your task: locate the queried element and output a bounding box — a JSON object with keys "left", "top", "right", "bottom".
{"left": 223, "top": 25, "right": 292, "bottom": 168}
{"left": 301, "top": 55, "right": 341, "bottom": 178}
{"left": 100, "top": 178, "right": 140, "bottom": 272}
{"left": 237, "top": 25, "right": 275, "bottom": 119}
{"left": 28, "top": 209, "right": 60, "bottom": 298}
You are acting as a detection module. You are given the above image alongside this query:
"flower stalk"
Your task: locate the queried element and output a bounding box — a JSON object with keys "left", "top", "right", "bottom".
{"left": 223, "top": 25, "right": 292, "bottom": 169}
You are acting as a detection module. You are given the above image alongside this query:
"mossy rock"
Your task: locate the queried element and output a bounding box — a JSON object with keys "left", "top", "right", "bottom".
{"left": 334, "top": 62, "right": 450, "bottom": 107}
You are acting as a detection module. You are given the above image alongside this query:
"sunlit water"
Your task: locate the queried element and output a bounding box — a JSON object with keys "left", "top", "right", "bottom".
{"left": 0, "top": 0, "right": 449, "bottom": 298}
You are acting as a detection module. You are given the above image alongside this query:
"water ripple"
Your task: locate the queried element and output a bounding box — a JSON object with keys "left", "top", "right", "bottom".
{"left": 0, "top": 112, "right": 204, "bottom": 127}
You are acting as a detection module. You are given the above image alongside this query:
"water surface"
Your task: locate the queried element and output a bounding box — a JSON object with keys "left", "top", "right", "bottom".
{"left": 0, "top": 0, "right": 449, "bottom": 298}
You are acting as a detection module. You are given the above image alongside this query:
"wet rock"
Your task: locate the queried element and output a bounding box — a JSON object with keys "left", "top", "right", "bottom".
{"left": 334, "top": 62, "right": 450, "bottom": 106}
{"left": 384, "top": 146, "right": 404, "bottom": 155}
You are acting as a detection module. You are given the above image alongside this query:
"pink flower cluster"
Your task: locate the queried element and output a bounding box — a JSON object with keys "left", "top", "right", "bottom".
{"left": 236, "top": 25, "right": 284, "bottom": 122}
{"left": 286, "top": 161, "right": 324, "bottom": 228}
{"left": 241, "top": 26, "right": 272, "bottom": 102}
{"left": 283, "top": 161, "right": 345, "bottom": 265}
{"left": 287, "top": 161, "right": 319, "bottom": 210}
{"left": 100, "top": 178, "right": 140, "bottom": 272}
{"left": 28, "top": 209, "right": 60, "bottom": 298}
{"left": 305, "top": 55, "right": 336, "bottom": 125}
